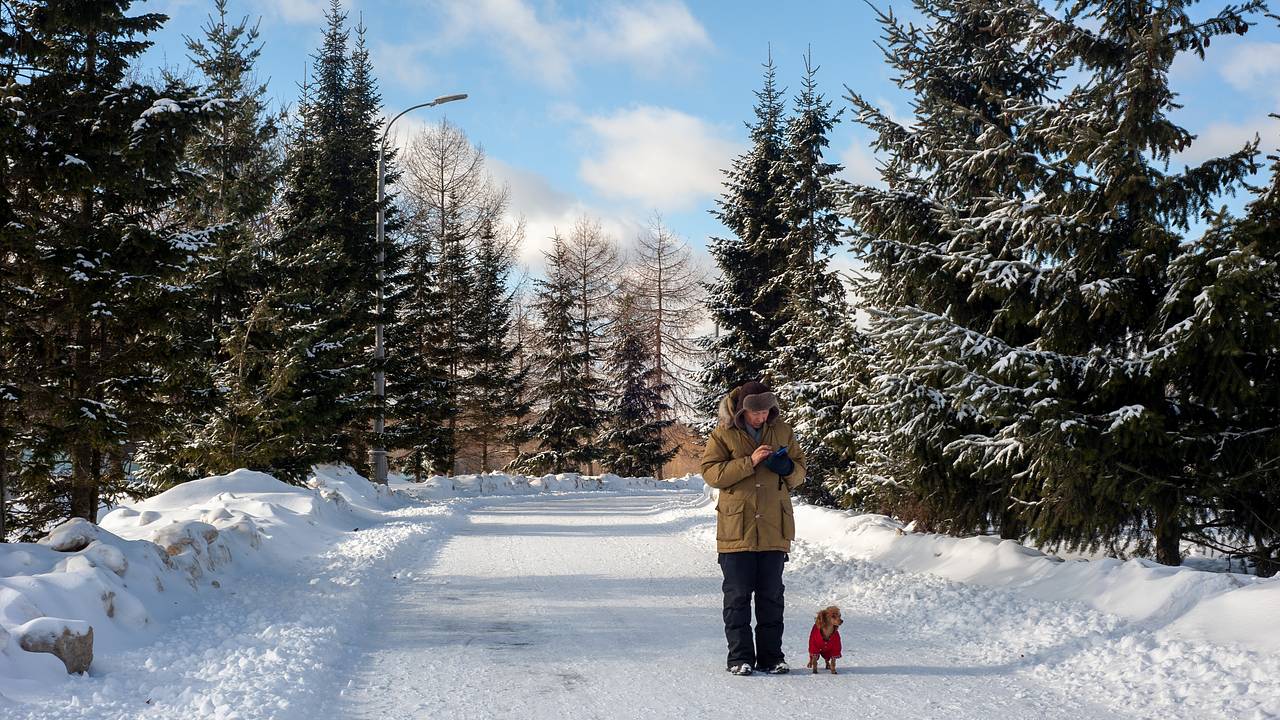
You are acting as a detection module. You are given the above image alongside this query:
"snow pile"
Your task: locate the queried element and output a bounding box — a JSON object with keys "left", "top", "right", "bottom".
{"left": 401, "top": 471, "right": 703, "bottom": 499}
{"left": 789, "top": 501, "right": 1280, "bottom": 655}
{"left": 0, "top": 466, "right": 394, "bottom": 700}
{"left": 0, "top": 519, "right": 180, "bottom": 693}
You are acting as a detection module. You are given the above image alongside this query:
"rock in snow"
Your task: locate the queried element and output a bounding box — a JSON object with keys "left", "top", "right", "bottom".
{"left": 37, "top": 518, "right": 101, "bottom": 553}
{"left": 16, "top": 618, "right": 93, "bottom": 674}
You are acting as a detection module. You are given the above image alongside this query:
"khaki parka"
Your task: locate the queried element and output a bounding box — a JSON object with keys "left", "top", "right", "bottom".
{"left": 701, "top": 387, "right": 806, "bottom": 553}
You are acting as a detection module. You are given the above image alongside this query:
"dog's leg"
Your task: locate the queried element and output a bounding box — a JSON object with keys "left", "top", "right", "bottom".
{"left": 807, "top": 653, "right": 818, "bottom": 674}
{"left": 828, "top": 658, "right": 837, "bottom": 675}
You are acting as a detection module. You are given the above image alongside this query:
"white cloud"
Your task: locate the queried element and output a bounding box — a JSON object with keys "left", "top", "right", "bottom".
{"left": 578, "top": 106, "right": 740, "bottom": 210}
{"left": 373, "top": 41, "right": 436, "bottom": 93}
{"left": 1219, "top": 42, "right": 1280, "bottom": 93}
{"left": 584, "top": 2, "right": 713, "bottom": 72}
{"left": 838, "top": 138, "right": 883, "bottom": 187}
{"left": 251, "top": 0, "right": 326, "bottom": 24}
{"left": 429, "top": 0, "right": 711, "bottom": 89}
{"left": 436, "top": 0, "right": 574, "bottom": 88}
{"left": 1176, "top": 120, "right": 1270, "bottom": 166}
{"left": 486, "top": 158, "right": 645, "bottom": 273}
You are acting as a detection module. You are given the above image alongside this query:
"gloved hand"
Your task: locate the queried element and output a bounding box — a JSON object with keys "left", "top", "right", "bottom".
{"left": 763, "top": 445, "right": 794, "bottom": 477}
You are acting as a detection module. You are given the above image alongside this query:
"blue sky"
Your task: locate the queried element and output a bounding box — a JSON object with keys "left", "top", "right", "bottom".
{"left": 143, "top": 0, "right": 1280, "bottom": 272}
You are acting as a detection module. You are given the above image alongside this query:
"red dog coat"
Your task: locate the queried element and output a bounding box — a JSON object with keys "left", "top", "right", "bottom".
{"left": 809, "top": 624, "right": 842, "bottom": 659}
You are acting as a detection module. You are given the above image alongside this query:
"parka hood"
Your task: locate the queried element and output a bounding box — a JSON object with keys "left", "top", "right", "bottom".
{"left": 717, "top": 386, "right": 780, "bottom": 432}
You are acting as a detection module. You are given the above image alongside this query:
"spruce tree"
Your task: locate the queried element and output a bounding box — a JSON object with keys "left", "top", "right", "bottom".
{"left": 1153, "top": 125, "right": 1280, "bottom": 575}
{"left": 5, "top": 0, "right": 212, "bottom": 526}
{"left": 399, "top": 118, "right": 505, "bottom": 470}
{"left": 339, "top": 18, "right": 388, "bottom": 474}
{"left": 504, "top": 295, "right": 539, "bottom": 467}
{"left": 385, "top": 210, "right": 452, "bottom": 480}
{"left": 562, "top": 216, "right": 619, "bottom": 471}
{"left": 135, "top": 0, "right": 282, "bottom": 485}
{"left": 460, "top": 220, "right": 529, "bottom": 472}
{"left": 1004, "top": 0, "right": 1266, "bottom": 564}
{"left": 515, "top": 236, "right": 604, "bottom": 474}
{"left": 840, "top": 0, "right": 1272, "bottom": 565}
{"left": 700, "top": 52, "right": 791, "bottom": 420}
{"left": 437, "top": 192, "right": 474, "bottom": 472}
{"left": 602, "top": 284, "right": 677, "bottom": 477}
{"left": 836, "top": 0, "right": 1071, "bottom": 535}
{"left": 766, "top": 52, "right": 850, "bottom": 506}
{"left": 253, "top": 1, "right": 384, "bottom": 480}
{"left": 0, "top": 8, "right": 25, "bottom": 536}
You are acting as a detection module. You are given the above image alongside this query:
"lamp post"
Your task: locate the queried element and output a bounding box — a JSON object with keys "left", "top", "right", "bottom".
{"left": 373, "top": 93, "right": 468, "bottom": 485}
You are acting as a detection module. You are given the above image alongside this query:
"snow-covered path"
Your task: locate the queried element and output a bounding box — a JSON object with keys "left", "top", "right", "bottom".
{"left": 337, "top": 490, "right": 1123, "bottom": 720}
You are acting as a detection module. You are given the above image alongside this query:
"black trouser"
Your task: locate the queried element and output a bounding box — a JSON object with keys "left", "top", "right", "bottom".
{"left": 718, "top": 550, "right": 786, "bottom": 669}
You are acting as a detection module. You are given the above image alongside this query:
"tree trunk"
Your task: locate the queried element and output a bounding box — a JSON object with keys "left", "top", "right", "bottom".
{"left": 1255, "top": 542, "right": 1278, "bottom": 578}
{"left": 1153, "top": 501, "right": 1182, "bottom": 567}
{"left": 69, "top": 443, "right": 96, "bottom": 522}
{"left": 105, "top": 448, "right": 125, "bottom": 511}
{"left": 998, "top": 504, "right": 1023, "bottom": 541}
{"left": 0, "top": 435, "right": 8, "bottom": 541}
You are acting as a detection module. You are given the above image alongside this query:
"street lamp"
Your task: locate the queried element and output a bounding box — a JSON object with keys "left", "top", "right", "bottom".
{"left": 373, "top": 93, "right": 468, "bottom": 485}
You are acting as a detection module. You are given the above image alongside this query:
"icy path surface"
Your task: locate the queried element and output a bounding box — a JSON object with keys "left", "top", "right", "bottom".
{"left": 337, "top": 490, "right": 1125, "bottom": 720}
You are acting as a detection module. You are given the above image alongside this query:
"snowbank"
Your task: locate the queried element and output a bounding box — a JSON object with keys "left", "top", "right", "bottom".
{"left": 398, "top": 471, "right": 703, "bottom": 499}
{"left": 788, "top": 500, "right": 1280, "bottom": 655}
{"left": 0, "top": 465, "right": 693, "bottom": 698}
{"left": 0, "top": 466, "right": 394, "bottom": 700}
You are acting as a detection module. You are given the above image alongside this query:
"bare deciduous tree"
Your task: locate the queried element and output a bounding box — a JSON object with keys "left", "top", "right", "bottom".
{"left": 397, "top": 119, "right": 525, "bottom": 473}
{"left": 628, "top": 214, "right": 706, "bottom": 420}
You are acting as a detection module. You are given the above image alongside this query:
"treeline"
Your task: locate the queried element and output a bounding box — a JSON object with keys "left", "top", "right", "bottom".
{"left": 0, "top": 0, "right": 705, "bottom": 540}
{"left": 710, "top": 1, "right": 1280, "bottom": 576}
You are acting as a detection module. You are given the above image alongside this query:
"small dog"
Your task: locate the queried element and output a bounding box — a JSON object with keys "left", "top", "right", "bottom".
{"left": 806, "top": 606, "right": 843, "bottom": 674}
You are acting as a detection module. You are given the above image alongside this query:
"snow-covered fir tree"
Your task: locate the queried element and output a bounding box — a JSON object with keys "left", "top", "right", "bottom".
{"left": 840, "top": 0, "right": 1274, "bottom": 566}
{"left": 399, "top": 118, "right": 516, "bottom": 471}
{"left": 699, "top": 52, "right": 792, "bottom": 420}
{"left": 1152, "top": 128, "right": 1280, "bottom": 576}
{"left": 385, "top": 209, "right": 452, "bottom": 480}
{"left": 835, "top": 0, "right": 1074, "bottom": 536}
{"left": 765, "top": 52, "right": 851, "bottom": 506}
{"left": 338, "top": 20, "right": 389, "bottom": 474}
{"left": 602, "top": 284, "right": 677, "bottom": 478}
{"left": 3, "top": 0, "right": 214, "bottom": 531}
{"left": 435, "top": 192, "right": 474, "bottom": 471}
{"left": 504, "top": 295, "right": 540, "bottom": 465}
{"left": 1003, "top": 0, "right": 1268, "bottom": 565}
{"left": 251, "top": 1, "right": 385, "bottom": 480}
{"left": 135, "top": 0, "right": 283, "bottom": 486}
{"left": 0, "top": 11, "right": 26, "bottom": 537}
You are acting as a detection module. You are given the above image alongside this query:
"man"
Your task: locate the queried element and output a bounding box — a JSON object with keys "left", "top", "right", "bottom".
{"left": 701, "top": 380, "right": 806, "bottom": 676}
